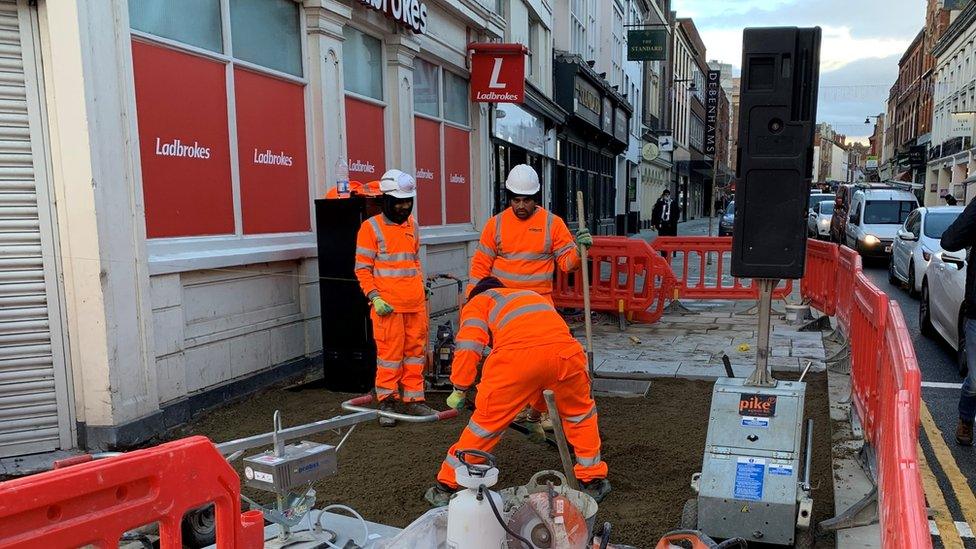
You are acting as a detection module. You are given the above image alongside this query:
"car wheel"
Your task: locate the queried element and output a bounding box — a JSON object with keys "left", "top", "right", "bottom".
{"left": 888, "top": 258, "right": 898, "bottom": 285}
{"left": 920, "top": 282, "right": 936, "bottom": 338}
{"left": 959, "top": 313, "right": 969, "bottom": 378}
{"left": 908, "top": 261, "right": 919, "bottom": 298}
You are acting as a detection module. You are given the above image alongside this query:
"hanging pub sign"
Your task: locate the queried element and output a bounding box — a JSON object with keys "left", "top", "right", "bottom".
{"left": 627, "top": 29, "right": 667, "bottom": 61}
{"left": 705, "top": 69, "right": 721, "bottom": 155}
{"left": 469, "top": 43, "right": 527, "bottom": 104}
{"left": 356, "top": 0, "right": 428, "bottom": 34}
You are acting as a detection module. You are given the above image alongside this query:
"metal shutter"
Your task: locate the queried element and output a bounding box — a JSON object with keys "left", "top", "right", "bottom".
{"left": 0, "top": 0, "right": 67, "bottom": 458}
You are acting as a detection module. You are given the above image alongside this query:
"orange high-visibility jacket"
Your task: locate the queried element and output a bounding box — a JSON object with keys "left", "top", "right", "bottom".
{"left": 467, "top": 207, "right": 580, "bottom": 297}
{"left": 354, "top": 214, "right": 425, "bottom": 312}
{"left": 450, "top": 288, "right": 582, "bottom": 390}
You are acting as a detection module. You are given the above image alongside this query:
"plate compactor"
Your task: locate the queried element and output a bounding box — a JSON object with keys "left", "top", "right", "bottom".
{"left": 684, "top": 280, "right": 816, "bottom": 548}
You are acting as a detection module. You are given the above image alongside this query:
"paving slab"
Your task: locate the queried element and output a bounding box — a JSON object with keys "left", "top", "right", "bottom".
{"left": 592, "top": 378, "right": 652, "bottom": 397}
{"left": 676, "top": 360, "right": 755, "bottom": 380}
{"left": 596, "top": 358, "right": 681, "bottom": 377}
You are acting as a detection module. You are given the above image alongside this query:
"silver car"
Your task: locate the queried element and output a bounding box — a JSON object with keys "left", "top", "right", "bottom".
{"left": 807, "top": 200, "right": 833, "bottom": 239}
{"left": 921, "top": 247, "right": 969, "bottom": 375}
{"left": 889, "top": 206, "right": 962, "bottom": 296}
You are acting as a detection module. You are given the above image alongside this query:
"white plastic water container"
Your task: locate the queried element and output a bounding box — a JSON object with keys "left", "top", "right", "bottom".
{"left": 446, "top": 454, "right": 506, "bottom": 549}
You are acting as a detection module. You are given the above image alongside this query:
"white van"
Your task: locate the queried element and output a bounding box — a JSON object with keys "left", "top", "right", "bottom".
{"left": 843, "top": 186, "right": 919, "bottom": 258}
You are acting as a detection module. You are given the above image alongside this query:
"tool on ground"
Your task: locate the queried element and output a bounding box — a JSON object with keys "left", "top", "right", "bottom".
{"left": 499, "top": 470, "right": 599, "bottom": 549}
{"left": 617, "top": 299, "right": 627, "bottom": 332}
{"left": 341, "top": 393, "right": 459, "bottom": 423}
{"left": 654, "top": 530, "right": 748, "bottom": 549}
{"left": 577, "top": 191, "right": 595, "bottom": 381}
{"left": 722, "top": 354, "right": 735, "bottom": 378}
{"left": 426, "top": 274, "right": 465, "bottom": 390}
{"left": 543, "top": 389, "right": 580, "bottom": 491}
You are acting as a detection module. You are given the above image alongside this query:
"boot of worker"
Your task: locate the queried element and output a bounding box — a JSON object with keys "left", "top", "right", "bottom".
{"left": 403, "top": 401, "right": 437, "bottom": 417}
{"left": 580, "top": 478, "right": 612, "bottom": 503}
{"left": 424, "top": 482, "right": 456, "bottom": 507}
{"left": 378, "top": 398, "right": 397, "bottom": 427}
{"left": 957, "top": 419, "right": 974, "bottom": 446}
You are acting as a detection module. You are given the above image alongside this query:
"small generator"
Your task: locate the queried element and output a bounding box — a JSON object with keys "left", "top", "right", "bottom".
{"left": 426, "top": 274, "right": 465, "bottom": 390}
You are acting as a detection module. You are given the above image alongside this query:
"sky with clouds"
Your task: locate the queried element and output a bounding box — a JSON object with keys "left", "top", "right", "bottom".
{"left": 672, "top": 0, "right": 927, "bottom": 140}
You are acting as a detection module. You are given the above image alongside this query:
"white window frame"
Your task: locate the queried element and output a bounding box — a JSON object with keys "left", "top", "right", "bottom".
{"left": 412, "top": 57, "right": 476, "bottom": 240}
{"left": 134, "top": 0, "right": 315, "bottom": 275}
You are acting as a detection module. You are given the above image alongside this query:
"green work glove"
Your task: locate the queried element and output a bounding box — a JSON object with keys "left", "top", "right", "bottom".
{"left": 524, "top": 420, "right": 547, "bottom": 444}
{"left": 446, "top": 390, "right": 466, "bottom": 410}
{"left": 372, "top": 296, "right": 394, "bottom": 316}
{"left": 575, "top": 228, "right": 593, "bottom": 249}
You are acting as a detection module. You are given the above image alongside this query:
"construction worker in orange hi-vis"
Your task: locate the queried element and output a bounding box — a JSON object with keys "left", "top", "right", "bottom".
{"left": 354, "top": 169, "right": 435, "bottom": 427}
{"left": 424, "top": 277, "right": 610, "bottom": 507}
{"left": 468, "top": 164, "right": 593, "bottom": 304}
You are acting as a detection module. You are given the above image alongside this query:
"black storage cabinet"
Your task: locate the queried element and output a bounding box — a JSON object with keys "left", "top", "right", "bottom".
{"left": 315, "top": 197, "right": 377, "bottom": 393}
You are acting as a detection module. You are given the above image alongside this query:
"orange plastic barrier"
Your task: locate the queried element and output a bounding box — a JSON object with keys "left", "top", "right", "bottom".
{"left": 835, "top": 246, "right": 861, "bottom": 334}
{"left": 0, "top": 436, "right": 264, "bottom": 549}
{"left": 652, "top": 236, "right": 794, "bottom": 300}
{"left": 878, "top": 391, "right": 929, "bottom": 548}
{"left": 553, "top": 236, "right": 676, "bottom": 323}
{"left": 849, "top": 272, "right": 889, "bottom": 442}
{"left": 800, "top": 239, "right": 839, "bottom": 316}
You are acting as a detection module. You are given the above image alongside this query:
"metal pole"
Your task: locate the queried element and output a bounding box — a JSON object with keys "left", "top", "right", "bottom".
{"left": 543, "top": 390, "right": 579, "bottom": 491}
{"left": 803, "top": 419, "right": 814, "bottom": 492}
{"left": 746, "top": 279, "right": 776, "bottom": 387}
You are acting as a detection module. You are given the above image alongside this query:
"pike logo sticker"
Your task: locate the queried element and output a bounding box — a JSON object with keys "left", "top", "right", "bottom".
{"left": 739, "top": 393, "right": 777, "bottom": 417}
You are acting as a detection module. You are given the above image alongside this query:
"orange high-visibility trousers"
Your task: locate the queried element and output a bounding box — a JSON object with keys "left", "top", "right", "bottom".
{"left": 371, "top": 309, "right": 428, "bottom": 402}
{"left": 437, "top": 342, "right": 606, "bottom": 488}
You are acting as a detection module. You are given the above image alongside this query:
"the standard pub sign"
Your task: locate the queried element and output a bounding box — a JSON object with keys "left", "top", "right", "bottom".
{"left": 627, "top": 29, "right": 667, "bottom": 61}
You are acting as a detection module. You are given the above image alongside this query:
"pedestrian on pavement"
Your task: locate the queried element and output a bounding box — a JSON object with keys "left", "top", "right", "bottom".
{"left": 651, "top": 189, "right": 680, "bottom": 236}
{"left": 940, "top": 200, "right": 976, "bottom": 445}
{"left": 944, "top": 193, "right": 959, "bottom": 206}
{"left": 354, "top": 169, "right": 435, "bottom": 427}
{"left": 425, "top": 277, "right": 610, "bottom": 506}
{"left": 467, "top": 164, "right": 592, "bottom": 303}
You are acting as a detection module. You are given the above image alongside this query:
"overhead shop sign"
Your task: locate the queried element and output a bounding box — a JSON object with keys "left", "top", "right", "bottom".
{"left": 357, "top": 0, "right": 428, "bottom": 34}
{"left": 705, "top": 69, "right": 721, "bottom": 155}
{"left": 950, "top": 112, "right": 974, "bottom": 138}
{"left": 469, "top": 43, "right": 527, "bottom": 103}
{"left": 627, "top": 29, "right": 667, "bottom": 61}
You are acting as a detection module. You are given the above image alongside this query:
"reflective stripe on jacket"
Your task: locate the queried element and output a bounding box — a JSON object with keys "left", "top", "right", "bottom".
{"left": 467, "top": 207, "right": 580, "bottom": 297}
{"left": 354, "top": 214, "right": 425, "bottom": 312}
{"left": 450, "top": 288, "right": 582, "bottom": 389}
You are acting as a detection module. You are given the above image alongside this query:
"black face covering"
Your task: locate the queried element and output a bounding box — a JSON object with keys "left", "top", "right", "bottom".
{"left": 382, "top": 194, "right": 413, "bottom": 224}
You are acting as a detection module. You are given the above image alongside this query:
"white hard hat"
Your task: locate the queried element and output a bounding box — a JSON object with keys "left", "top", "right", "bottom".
{"left": 379, "top": 169, "right": 417, "bottom": 198}
{"left": 505, "top": 164, "right": 540, "bottom": 195}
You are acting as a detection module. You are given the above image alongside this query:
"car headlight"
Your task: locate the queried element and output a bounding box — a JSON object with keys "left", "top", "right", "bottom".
{"left": 863, "top": 235, "right": 880, "bottom": 246}
{"left": 818, "top": 218, "right": 830, "bottom": 227}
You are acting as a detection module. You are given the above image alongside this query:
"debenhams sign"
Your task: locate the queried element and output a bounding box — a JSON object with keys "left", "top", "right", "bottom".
{"left": 357, "top": 0, "right": 429, "bottom": 35}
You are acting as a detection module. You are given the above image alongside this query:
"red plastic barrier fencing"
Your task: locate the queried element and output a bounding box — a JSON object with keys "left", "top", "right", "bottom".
{"left": 801, "top": 239, "right": 839, "bottom": 316}
{"left": 553, "top": 236, "right": 676, "bottom": 323}
{"left": 835, "top": 246, "right": 862, "bottom": 334}
{"left": 0, "top": 436, "right": 264, "bottom": 549}
{"left": 653, "top": 236, "right": 794, "bottom": 300}
{"left": 878, "top": 391, "right": 930, "bottom": 548}
{"left": 849, "top": 272, "right": 889, "bottom": 443}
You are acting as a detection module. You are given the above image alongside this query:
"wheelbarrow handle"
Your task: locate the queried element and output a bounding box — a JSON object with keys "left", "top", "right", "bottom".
{"left": 341, "top": 394, "right": 459, "bottom": 423}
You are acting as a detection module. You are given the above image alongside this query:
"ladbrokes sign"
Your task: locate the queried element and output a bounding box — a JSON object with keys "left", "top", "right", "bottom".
{"left": 469, "top": 43, "right": 527, "bottom": 104}
{"left": 357, "top": 0, "right": 428, "bottom": 34}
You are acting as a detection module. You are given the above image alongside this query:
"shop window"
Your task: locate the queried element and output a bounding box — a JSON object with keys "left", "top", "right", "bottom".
{"left": 413, "top": 62, "right": 472, "bottom": 226}
{"left": 128, "top": 0, "right": 223, "bottom": 53}
{"left": 229, "top": 0, "right": 302, "bottom": 77}
{"left": 130, "top": 0, "right": 310, "bottom": 242}
{"left": 343, "top": 27, "right": 383, "bottom": 100}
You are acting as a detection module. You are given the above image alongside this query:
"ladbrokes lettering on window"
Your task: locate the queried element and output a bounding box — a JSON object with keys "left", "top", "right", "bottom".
{"left": 132, "top": 41, "right": 235, "bottom": 238}
{"left": 234, "top": 67, "right": 310, "bottom": 234}
{"left": 345, "top": 97, "right": 386, "bottom": 182}
{"left": 444, "top": 126, "right": 471, "bottom": 224}
{"left": 414, "top": 116, "right": 442, "bottom": 226}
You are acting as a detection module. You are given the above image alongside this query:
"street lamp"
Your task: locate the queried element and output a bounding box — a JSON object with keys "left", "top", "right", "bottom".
{"left": 864, "top": 115, "right": 880, "bottom": 125}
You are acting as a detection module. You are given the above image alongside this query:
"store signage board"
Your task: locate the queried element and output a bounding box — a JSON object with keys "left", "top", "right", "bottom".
{"left": 356, "top": 0, "right": 428, "bottom": 34}
{"left": 470, "top": 43, "right": 526, "bottom": 103}
{"left": 659, "top": 135, "right": 674, "bottom": 152}
{"left": 614, "top": 107, "right": 628, "bottom": 143}
{"left": 602, "top": 97, "right": 613, "bottom": 133}
{"left": 414, "top": 116, "right": 442, "bottom": 226}
{"left": 345, "top": 97, "right": 386, "bottom": 181}
{"left": 705, "top": 69, "right": 720, "bottom": 155}
{"left": 627, "top": 29, "right": 667, "bottom": 61}
{"left": 444, "top": 126, "right": 472, "bottom": 224}
{"left": 866, "top": 155, "right": 878, "bottom": 170}
{"left": 573, "top": 76, "right": 601, "bottom": 128}
{"left": 950, "top": 112, "right": 974, "bottom": 138}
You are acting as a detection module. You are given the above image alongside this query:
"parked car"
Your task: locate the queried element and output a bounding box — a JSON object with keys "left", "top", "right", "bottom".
{"left": 889, "top": 206, "right": 962, "bottom": 296}
{"left": 843, "top": 187, "right": 918, "bottom": 258}
{"left": 921, "top": 248, "right": 969, "bottom": 375}
{"left": 807, "top": 200, "right": 834, "bottom": 239}
{"left": 719, "top": 201, "right": 734, "bottom": 236}
{"left": 829, "top": 184, "right": 855, "bottom": 243}
{"left": 808, "top": 192, "right": 834, "bottom": 213}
